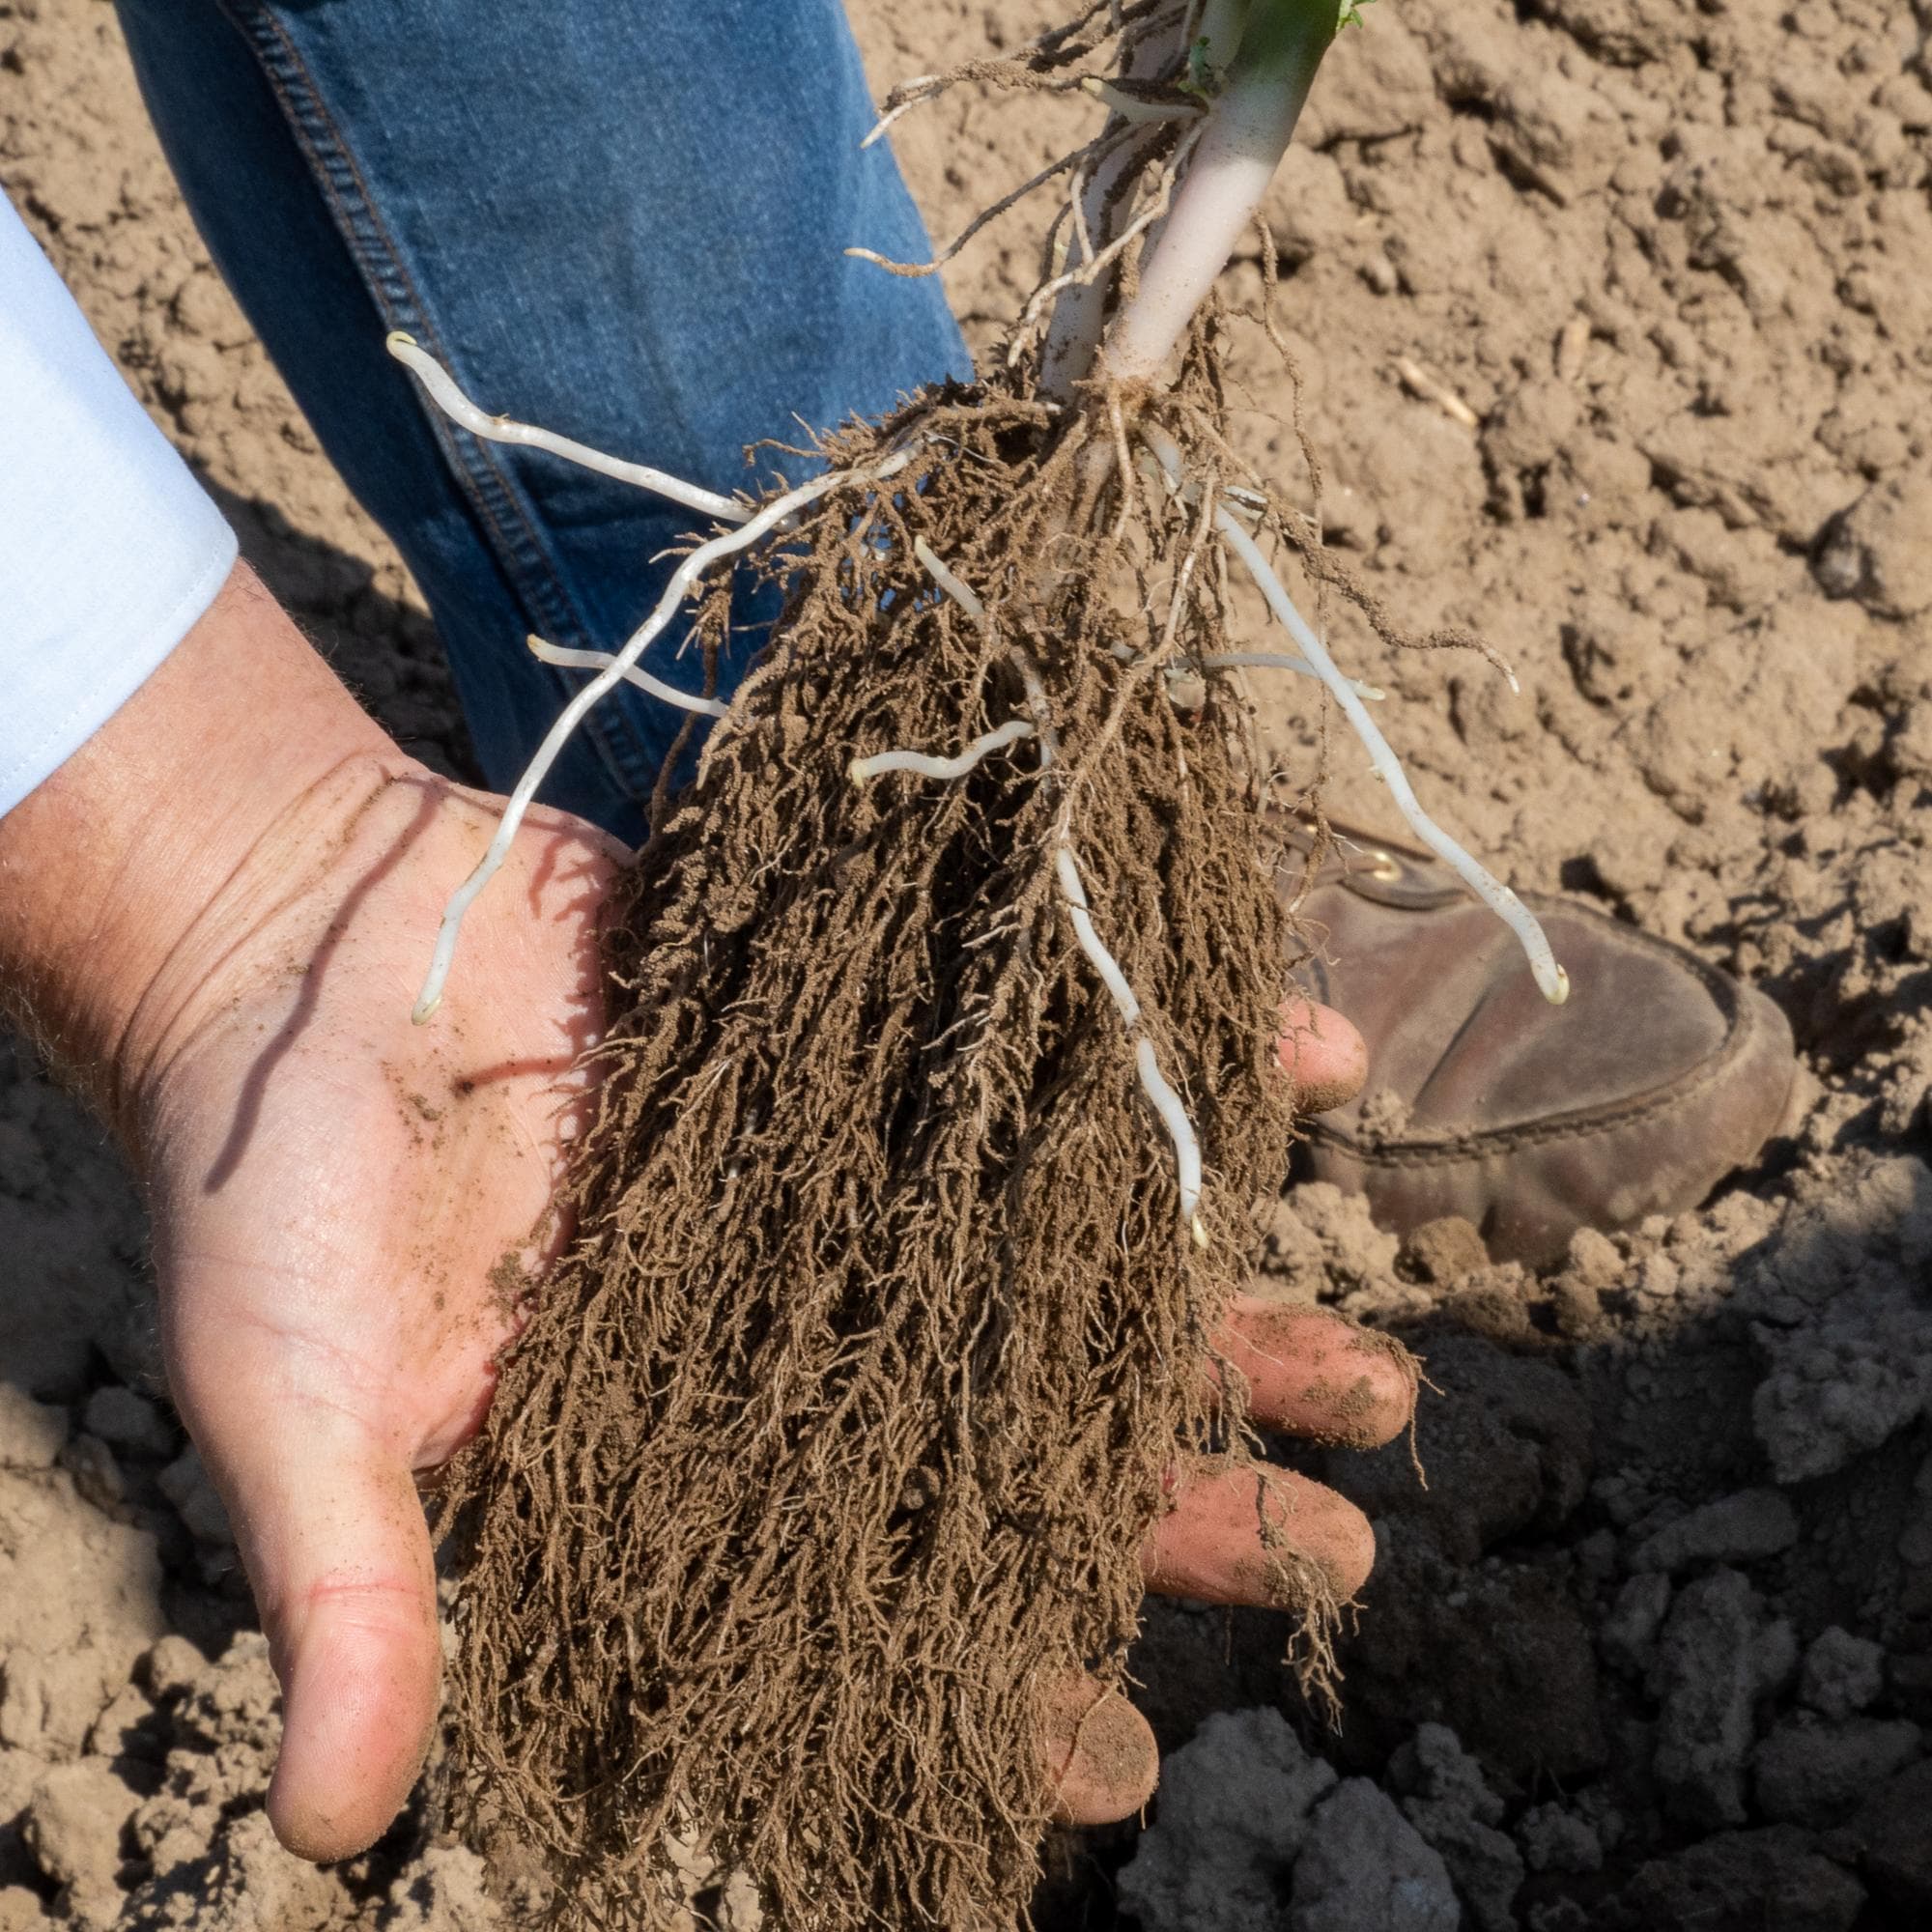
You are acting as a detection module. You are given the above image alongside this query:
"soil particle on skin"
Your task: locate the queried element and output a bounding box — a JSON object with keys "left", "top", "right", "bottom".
{"left": 482, "top": 1251, "right": 531, "bottom": 1321}
{"left": 4, "top": 0, "right": 1932, "bottom": 1925}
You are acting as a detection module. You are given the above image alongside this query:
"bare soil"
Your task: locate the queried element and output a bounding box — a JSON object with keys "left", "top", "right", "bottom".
{"left": 4, "top": 0, "right": 1931, "bottom": 1925}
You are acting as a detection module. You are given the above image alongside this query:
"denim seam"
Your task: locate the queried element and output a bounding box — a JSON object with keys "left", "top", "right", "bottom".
{"left": 211, "top": 0, "right": 663, "bottom": 801}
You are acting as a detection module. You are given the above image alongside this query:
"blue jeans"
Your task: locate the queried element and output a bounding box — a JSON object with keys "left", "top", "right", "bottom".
{"left": 114, "top": 0, "right": 971, "bottom": 842}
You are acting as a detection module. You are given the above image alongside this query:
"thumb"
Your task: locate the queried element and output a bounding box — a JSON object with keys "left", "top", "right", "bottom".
{"left": 1041, "top": 1674, "right": 1159, "bottom": 1824}
{"left": 1279, "top": 995, "right": 1367, "bottom": 1116}
{"left": 195, "top": 1403, "right": 442, "bottom": 1861}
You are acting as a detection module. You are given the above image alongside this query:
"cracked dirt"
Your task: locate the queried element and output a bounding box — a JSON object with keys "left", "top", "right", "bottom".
{"left": 4, "top": 0, "right": 1931, "bottom": 1925}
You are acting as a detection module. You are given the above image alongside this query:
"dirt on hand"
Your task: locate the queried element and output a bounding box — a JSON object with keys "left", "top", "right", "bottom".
{"left": 4, "top": 0, "right": 1932, "bottom": 1927}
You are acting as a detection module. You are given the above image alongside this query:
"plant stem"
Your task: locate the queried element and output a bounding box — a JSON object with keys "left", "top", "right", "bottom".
{"left": 1100, "top": 0, "right": 1340, "bottom": 388}
{"left": 1038, "top": 20, "right": 1190, "bottom": 400}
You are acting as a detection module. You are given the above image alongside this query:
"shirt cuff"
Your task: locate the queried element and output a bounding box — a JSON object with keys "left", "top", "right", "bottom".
{"left": 1, "top": 194, "right": 238, "bottom": 817}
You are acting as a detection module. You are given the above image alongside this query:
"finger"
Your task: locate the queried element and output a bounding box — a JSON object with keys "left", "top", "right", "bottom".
{"left": 1212, "top": 1298, "right": 1416, "bottom": 1448}
{"left": 1279, "top": 996, "right": 1366, "bottom": 1115}
{"left": 186, "top": 1395, "right": 441, "bottom": 1861}
{"left": 1040, "top": 1674, "right": 1159, "bottom": 1825}
{"left": 1141, "top": 1463, "right": 1377, "bottom": 1608}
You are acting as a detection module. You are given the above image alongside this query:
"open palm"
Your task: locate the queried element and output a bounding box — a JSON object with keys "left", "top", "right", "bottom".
{"left": 129, "top": 757, "right": 614, "bottom": 1858}
{"left": 122, "top": 753, "right": 1407, "bottom": 1860}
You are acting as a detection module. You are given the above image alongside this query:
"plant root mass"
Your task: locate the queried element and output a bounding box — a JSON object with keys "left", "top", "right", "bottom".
{"left": 429, "top": 7, "right": 1478, "bottom": 1923}
{"left": 438, "top": 343, "right": 1345, "bottom": 1929}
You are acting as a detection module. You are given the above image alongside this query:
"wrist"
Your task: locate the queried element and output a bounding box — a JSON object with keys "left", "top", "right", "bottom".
{"left": 0, "top": 562, "right": 403, "bottom": 1138}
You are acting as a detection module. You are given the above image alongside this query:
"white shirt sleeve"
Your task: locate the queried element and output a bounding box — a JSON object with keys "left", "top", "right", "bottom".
{"left": 1, "top": 193, "right": 237, "bottom": 816}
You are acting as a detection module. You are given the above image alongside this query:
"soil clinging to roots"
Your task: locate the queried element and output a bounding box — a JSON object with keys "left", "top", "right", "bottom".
{"left": 439, "top": 328, "right": 1318, "bottom": 1927}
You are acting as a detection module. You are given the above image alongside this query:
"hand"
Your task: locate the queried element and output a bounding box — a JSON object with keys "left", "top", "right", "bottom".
{"left": 0, "top": 565, "right": 617, "bottom": 1860}
{"left": 134, "top": 759, "right": 616, "bottom": 1860}
{"left": 147, "top": 852, "right": 1397, "bottom": 1850}
{"left": 0, "top": 563, "right": 1410, "bottom": 1862}
{"left": 153, "top": 857, "right": 1396, "bottom": 1852}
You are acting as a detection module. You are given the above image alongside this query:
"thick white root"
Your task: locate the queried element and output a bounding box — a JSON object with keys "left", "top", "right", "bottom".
{"left": 887, "top": 543, "right": 1211, "bottom": 1242}
{"left": 1140, "top": 426, "right": 1569, "bottom": 1007}
{"left": 525, "top": 636, "right": 730, "bottom": 720}
{"left": 386, "top": 333, "right": 750, "bottom": 526}
{"left": 412, "top": 445, "right": 918, "bottom": 1023}
{"left": 850, "top": 720, "right": 1037, "bottom": 782}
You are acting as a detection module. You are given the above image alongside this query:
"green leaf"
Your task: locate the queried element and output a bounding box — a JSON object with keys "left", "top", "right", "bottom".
{"left": 1182, "top": 36, "right": 1216, "bottom": 99}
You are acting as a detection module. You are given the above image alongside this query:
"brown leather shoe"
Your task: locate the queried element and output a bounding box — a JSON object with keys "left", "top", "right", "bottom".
{"left": 1278, "top": 821, "right": 1798, "bottom": 1268}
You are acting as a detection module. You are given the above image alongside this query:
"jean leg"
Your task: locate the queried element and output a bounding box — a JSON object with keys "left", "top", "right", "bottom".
{"left": 114, "top": 0, "right": 971, "bottom": 841}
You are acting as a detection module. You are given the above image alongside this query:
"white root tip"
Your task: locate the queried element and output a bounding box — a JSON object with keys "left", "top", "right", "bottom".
{"left": 386, "top": 333, "right": 750, "bottom": 525}
{"left": 1141, "top": 428, "right": 1571, "bottom": 1009}
{"left": 1190, "top": 1214, "right": 1209, "bottom": 1250}
{"left": 860, "top": 88, "right": 929, "bottom": 150}
{"left": 913, "top": 537, "right": 987, "bottom": 625}
{"left": 412, "top": 898, "right": 469, "bottom": 1024}
{"left": 850, "top": 719, "right": 1036, "bottom": 784}
{"left": 1134, "top": 1036, "right": 1204, "bottom": 1227}
{"left": 1050, "top": 805, "right": 1202, "bottom": 1231}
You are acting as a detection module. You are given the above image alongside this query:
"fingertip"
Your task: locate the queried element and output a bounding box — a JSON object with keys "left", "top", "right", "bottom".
{"left": 1218, "top": 1300, "right": 1418, "bottom": 1449}
{"left": 1315, "top": 1491, "right": 1379, "bottom": 1603}
{"left": 1143, "top": 1464, "right": 1379, "bottom": 1608}
{"left": 1042, "top": 1678, "right": 1159, "bottom": 1825}
{"left": 267, "top": 1578, "right": 443, "bottom": 1861}
{"left": 1278, "top": 998, "right": 1367, "bottom": 1114}
{"left": 1335, "top": 1331, "right": 1420, "bottom": 1451}
{"left": 166, "top": 1340, "right": 451, "bottom": 1865}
